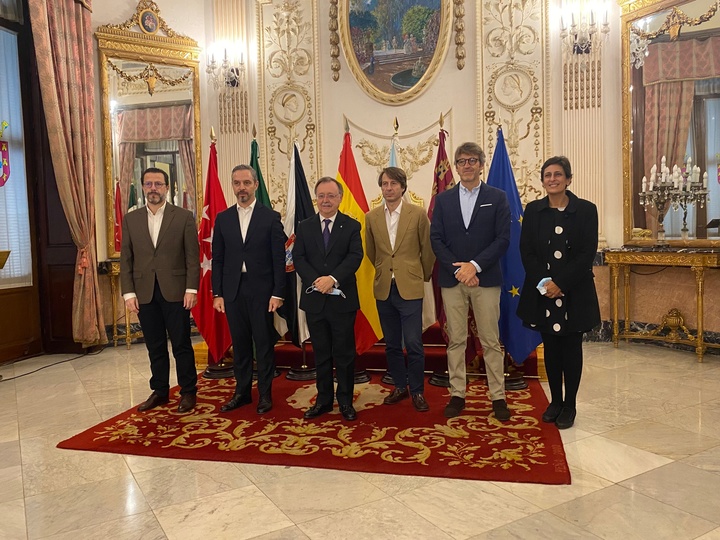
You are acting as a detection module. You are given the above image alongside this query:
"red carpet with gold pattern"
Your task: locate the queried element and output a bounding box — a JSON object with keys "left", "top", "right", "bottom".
{"left": 57, "top": 375, "right": 570, "bottom": 485}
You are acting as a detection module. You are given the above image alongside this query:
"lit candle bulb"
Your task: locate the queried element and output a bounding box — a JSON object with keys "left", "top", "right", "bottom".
{"left": 642, "top": 176, "right": 647, "bottom": 192}
{"left": 703, "top": 172, "right": 708, "bottom": 189}
{"left": 649, "top": 180, "right": 654, "bottom": 191}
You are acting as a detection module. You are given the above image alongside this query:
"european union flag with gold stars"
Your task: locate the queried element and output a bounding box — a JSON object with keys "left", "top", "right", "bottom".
{"left": 486, "top": 128, "right": 542, "bottom": 364}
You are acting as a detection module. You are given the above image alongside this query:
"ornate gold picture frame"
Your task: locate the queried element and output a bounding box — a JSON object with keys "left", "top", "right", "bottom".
{"left": 336, "top": 0, "right": 453, "bottom": 105}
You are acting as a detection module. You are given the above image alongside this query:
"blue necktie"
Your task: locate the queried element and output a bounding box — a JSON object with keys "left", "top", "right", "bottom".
{"left": 323, "top": 218, "right": 331, "bottom": 249}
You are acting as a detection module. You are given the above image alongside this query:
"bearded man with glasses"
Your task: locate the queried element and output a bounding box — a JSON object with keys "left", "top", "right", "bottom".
{"left": 430, "top": 142, "right": 512, "bottom": 421}
{"left": 120, "top": 167, "right": 200, "bottom": 414}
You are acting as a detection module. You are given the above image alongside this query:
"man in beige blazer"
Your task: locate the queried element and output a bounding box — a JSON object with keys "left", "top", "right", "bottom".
{"left": 366, "top": 167, "right": 435, "bottom": 411}
{"left": 120, "top": 167, "right": 200, "bottom": 414}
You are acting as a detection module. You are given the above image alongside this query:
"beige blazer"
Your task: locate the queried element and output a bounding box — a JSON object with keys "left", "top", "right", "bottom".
{"left": 120, "top": 204, "right": 200, "bottom": 304}
{"left": 365, "top": 201, "right": 435, "bottom": 301}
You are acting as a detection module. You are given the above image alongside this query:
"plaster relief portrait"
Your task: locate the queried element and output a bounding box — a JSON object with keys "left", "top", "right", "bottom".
{"left": 338, "top": 0, "right": 452, "bottom": 104}
{"left": 492, "top": 67, "right": 533, "bottom": 111}
{"left": 274, "top": 89, "right": 306, "bottom": 127}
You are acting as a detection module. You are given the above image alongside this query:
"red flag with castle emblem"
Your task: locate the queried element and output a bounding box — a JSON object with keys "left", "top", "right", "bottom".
{"left": 191, "top": 141, "right": 232, "bottom": 364}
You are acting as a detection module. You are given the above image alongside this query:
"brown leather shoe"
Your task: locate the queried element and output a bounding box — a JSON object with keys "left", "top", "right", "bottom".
{"left": 177, "top": 393, "right": 197, "bottom": 413}
{"left": 411, "top": 393, "right": 429, "bottom": 412}
{"left": 137, "top": 392, "right": 169, "bottom": 412}
{"left": 383, "top": 387, "right": 409, "bottom": 405}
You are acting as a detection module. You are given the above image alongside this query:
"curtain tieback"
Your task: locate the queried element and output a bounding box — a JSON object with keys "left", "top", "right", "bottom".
{"left": 77, "top": 248, "right": 90, "bottom": 275}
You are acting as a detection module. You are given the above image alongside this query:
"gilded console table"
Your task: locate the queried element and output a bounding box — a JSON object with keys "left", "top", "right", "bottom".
{"left": 105, "top": 261, "right": 143, "bottom": 349}
{"left": 605, "top": 249, "right": 720, "bottom": 362}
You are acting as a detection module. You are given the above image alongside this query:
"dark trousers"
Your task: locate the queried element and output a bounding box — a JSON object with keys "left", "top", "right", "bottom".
{"left": 541, "top": 332, "right": 584, "bottom": 408}
{"left": 137, "top": 279, "right": 197, "bottom": 397}
{"left": 376, "top": 282, "right": 425, "bottom": 394}
{"left": 306, "top": 309, "right": 356, "bottom": 407}
{"left": 224, "top": 279, "right": 276, "bottom": 399}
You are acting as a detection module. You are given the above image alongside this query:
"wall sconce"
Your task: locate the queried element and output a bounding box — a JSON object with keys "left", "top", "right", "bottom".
{"left": 205, "top": 42, "right": 249, "bottom": 135}
{"left": 559, "top": 2, "right": 610, "bottom": 60}
{"left": 205, "top": 45, "right": 246, "bottom": 91}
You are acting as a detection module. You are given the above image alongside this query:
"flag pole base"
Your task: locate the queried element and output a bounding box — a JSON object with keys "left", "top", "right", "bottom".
{"left": 504, "top": 361, "right": 528, "bottom": 390}
{"left": 429, "top": 370, "right": 450, "bottom": 388}
{"left": 202, "top": 361, "right": 234, "bottom": 380}
{"left": 286, "top": 366, "right": 317, "bottom": 381}
{"left": 354, "top": 369, "right": 371, "bottom": 384}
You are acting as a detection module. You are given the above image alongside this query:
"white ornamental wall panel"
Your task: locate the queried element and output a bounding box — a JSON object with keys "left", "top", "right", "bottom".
{"left": 256, "top": 0, "right": 323, "bottom": 214}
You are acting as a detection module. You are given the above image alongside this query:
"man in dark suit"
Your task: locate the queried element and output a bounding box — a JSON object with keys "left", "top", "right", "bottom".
{"left": 212, "top": 164, "right": 286, "bottom": 415}
{"left": 293, "top": 177, "right": 363, "bottom": 421}
{"left": 430, "top": 142, "right": 511, "bottom": 420}
{"left": 365, "top": 167, "right": 435, "bottom": 412}
{"left": 120, "top": 167, "right": 200, "bottom": 414}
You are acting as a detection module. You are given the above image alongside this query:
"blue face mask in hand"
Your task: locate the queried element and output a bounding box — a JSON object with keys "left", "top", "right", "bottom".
{"left": 305, "top": 285, "right": 346, "bottom": 298}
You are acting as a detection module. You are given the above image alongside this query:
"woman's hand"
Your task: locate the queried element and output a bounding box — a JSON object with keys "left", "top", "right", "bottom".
{"left": 544, "top": 280, "right": 564, "bottom": 298}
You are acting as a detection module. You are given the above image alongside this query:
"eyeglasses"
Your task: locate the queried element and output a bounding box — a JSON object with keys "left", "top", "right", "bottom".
{"left": 143, "top": 181, "right": 167, "bottom": 189}
{"left": 316, "top": 193, "right": 340, "bottom": 200}
{"left": 456, "top": 158, "right": 480, "bottom": 167}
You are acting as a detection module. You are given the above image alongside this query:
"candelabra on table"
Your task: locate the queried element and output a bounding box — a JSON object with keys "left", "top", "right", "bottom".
{"left": 639, "top": 156, "right": 709, "bottom": 245}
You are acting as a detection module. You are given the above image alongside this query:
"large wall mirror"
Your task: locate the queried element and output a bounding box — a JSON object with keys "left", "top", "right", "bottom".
{"left": 96, "top": 1, "right": 202, "bottom": 259}
{"left": 622, "top": 0, "right": 720, "bottom": 246}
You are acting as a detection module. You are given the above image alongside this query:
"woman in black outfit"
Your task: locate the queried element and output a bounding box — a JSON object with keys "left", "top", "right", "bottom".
{"left": 517, "top": 156, "right": 600, "bottom": 429}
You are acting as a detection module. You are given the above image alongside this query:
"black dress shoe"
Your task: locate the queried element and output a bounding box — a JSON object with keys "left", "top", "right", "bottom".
{"left": 220, "top": 394, "right": 252, "bottom": 412}
{"left": 383, "top": 387, "right": 409, "bottom": 405}
{"left": 555, "top": 406, "right": 576, "bottom": 429}
{"left": 177, "top": 393, "right": 197, "bottom": 413}
{"left": 339, "top": 404, "right": 357, "bottom": 421}
{"left": 257, "top": 396, "right": 272, "bottom": 414}
{"left": 303, "top": 402, "right": 333, "bottom": 419}
{"left": 138, "top": 392, "right": 169, "bottom": 412}
{"left": 542, "top": 402, "right": 563, "bottom": 423}
{"left": 492, "top": 399, "right": 511, "bottom": 422}
{"left": 444, "top": 396, "right": 465, "bottom": 418}
{"left": 411, "top": 393, "right": 429, "bottom": 412}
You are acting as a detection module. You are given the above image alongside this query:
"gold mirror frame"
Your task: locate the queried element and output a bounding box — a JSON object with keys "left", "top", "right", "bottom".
{"left": 96, "top": 1, "right": 202, "bottom": 259}
{"left": 337, "top": 0, "right": 453, "bottom": 105}
{"left": 620, "top": 0, "right": 720, "bottom": 246}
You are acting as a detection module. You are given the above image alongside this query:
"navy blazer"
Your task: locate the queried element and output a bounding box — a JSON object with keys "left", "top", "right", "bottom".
{"left": 293, "top": 211, "right": 363, "bottom": 314}
{"left": 430, "top": 182, "right": 510, "bottom": 288}
{"left": 211, "top": 203, "right": 286, "bottom": 303}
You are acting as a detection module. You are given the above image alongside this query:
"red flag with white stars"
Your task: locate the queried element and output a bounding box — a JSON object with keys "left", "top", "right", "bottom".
{"left": 191, "top": 141, "right": 232, "bottom": 364}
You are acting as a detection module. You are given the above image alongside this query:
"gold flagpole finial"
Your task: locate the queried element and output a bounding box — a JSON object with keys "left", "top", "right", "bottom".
{"left": 439, "top": 113, "right": 444, "bottom": 129}
{"left": 252, "top": 123, "right": 257, "bottom": 138}
{"left": 210, "top": 126, "right": 217, "bottom": 143}
{"left": 344, "top": 116, "right": 349, "bottom": 133}
{"left": 393, "top": 117, "right": 399, "bottom": 133}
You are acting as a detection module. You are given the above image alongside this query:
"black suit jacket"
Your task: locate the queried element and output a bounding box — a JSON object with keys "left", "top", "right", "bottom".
{"left": 212, "top": 203, "right": 286, "bottom": 303}
{"left": 293, "top": 212, "right": 363, "bottom": 314}
{"left": 430, "top": 182, "right": 510, "bottom": 288}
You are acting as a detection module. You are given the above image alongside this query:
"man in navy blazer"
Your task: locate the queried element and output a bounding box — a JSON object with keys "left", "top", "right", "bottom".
{"left": 212, "top": 165, "right": 286, "bottom": 415}
{"left": 430, "top": 142, "right": 511, "bottom": 420}
{"left": 293, "top": 177, "right": 363, "bottom": 421}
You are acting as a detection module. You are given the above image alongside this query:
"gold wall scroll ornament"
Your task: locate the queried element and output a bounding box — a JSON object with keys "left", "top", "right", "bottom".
{"left": 96, "top": 0, "right": 202, "bottom": 259}
{"left": 329, "top": 0, "right": 341, "bottom": 81}
{"left": 106, "top": 59, "right": 192, "bottom": 96}
{"left": 355, "top": 135, "right": 436, "bottom": 180}
{"left": 454, "top": 0, "right": 466, "bottom": 69}
{"left": 631, "top": 1, "right": 719, "bottom": 40}
{"left": 264, "top": 0, "right": 313, "bottom": 81}
{"left": 103, "top": 0, "right": 189, "bottom": 39}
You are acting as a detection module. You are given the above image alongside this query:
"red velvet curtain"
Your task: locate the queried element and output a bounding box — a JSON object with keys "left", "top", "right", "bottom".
{"left": 28, "top": 0, "right": 106, "bottom": 346}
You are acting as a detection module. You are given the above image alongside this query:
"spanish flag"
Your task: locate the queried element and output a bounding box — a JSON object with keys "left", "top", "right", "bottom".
{"left": 336, "top": 130, "right": 382, "bottom": 354}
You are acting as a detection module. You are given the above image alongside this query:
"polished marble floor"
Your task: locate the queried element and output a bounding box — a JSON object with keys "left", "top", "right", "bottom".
{"left": 2, "top": 341, "right": 720, "bottom": 539}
